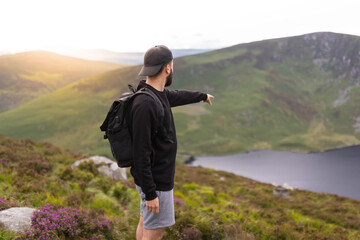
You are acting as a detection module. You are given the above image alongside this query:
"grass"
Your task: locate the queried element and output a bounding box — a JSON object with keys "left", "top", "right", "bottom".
{"left": 0, "top": 134, "right": 359, "bottom": 239}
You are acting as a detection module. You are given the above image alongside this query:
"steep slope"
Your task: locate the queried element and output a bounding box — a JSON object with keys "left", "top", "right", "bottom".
{"left": 0, "top": 50, "right": 125, "bottom": 113}
{"left": 171, "top": 32, "right": 360, "bottom": 154}
{"left": 0, "top": 32, "right": 359, "bottom": 156}
{"left": 0, "top": 134, "right": 359, "bottom": 239}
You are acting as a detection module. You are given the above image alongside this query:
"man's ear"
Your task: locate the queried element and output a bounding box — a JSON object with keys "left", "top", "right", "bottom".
{"left": 165, "top": 63, "right": 171, "bottom": 74}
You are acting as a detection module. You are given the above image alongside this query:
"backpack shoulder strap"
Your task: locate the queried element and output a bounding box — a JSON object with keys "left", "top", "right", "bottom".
{"left": 133, "top": 87, "right": 166, "bottom": 136}
{"left": 134, "top": 87, "right": 164, "bottom": 119}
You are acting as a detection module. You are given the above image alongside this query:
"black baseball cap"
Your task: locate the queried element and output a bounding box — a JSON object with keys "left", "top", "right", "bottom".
{"left": 138, "top": 45, "right": 173, "bottom": 76}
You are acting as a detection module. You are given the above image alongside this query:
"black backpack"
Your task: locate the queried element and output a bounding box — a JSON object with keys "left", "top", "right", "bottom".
{"left": 99, "top": 85, "right": 165, "bottom": 168}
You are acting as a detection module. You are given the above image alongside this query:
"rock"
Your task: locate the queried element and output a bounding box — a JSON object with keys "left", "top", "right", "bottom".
{"left": 71, "top": 155, "right": 126, "bottom": 180}
{"left": 273, "top": 186, "right": 290, "bottom": 199}
{"left": 184, "top": 155, "right": 195, "bottom": 164}
{"left": 0, "top": 207, "right": 36, "bottom": 232}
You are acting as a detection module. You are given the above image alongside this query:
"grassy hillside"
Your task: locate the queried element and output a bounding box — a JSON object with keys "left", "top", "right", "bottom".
{"left": 0, "top": 51, "right": 125, "bottom": 113}
{"left": 0, "top": 135, "right": 359, "bottom": 239}
{"left": 0, "top": 32, "right": 360, "bottom": 157}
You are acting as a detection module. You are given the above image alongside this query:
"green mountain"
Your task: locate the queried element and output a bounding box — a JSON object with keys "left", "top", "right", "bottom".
{"left": 0, "top": 134, "right": 359, "bottom": 239}
{"left": 0, "top": 32, "right": 360, "bottom": 157}
{"left": 0, "top": 51, "right": 125, "bottom": 113}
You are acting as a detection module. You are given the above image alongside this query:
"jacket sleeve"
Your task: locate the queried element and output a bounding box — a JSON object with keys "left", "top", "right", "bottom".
{"left": 165, "top": 89, "right": 208, "bottom": 107}
{"left": 131, "top": 96, "right": 158, "bottom": 201}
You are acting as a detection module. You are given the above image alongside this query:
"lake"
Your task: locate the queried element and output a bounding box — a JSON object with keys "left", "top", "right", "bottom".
{"left": 190, "top": 145, "right": 360, "bottom": 200}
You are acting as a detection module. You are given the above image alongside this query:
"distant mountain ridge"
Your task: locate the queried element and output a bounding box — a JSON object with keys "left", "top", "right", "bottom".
{"left": 0, "top": 32, "right": 359, "bottom": 156}
{"left": 0, "top": 50, "right": 125, "bottom": 113}
{"left": 34, "top": 47, "right": 214, "bottom": 64}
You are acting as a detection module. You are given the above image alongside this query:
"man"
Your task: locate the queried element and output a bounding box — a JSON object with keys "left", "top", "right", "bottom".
{"left": 129, "top": 45, "right": 214, "bottom": 240}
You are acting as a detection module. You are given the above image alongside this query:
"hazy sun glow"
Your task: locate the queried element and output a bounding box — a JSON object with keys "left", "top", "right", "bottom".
{"left": 1, "top": 0, "right": 359, "bottom": 52}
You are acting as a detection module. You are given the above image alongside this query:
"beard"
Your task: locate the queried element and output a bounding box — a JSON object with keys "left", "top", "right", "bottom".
{"left": 165, "top": 68, "right": 173, "bottom": 87}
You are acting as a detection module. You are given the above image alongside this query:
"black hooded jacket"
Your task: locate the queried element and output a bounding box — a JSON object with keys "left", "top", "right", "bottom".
{"left": 129, "top": 80, "right": 207, "bottom": 200}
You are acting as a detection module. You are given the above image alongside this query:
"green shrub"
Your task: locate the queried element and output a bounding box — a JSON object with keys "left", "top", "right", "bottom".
{"left": 58, "top": 161, "right": 98, "bottom": 182}
{"left": 112, "top": 182, "right": 132, "bottom": 204}
{"left": 183, "top": 183, "right": 198, "bottom": 191}
{"left": 78, "top": 160, "right": 99, "bottom": 176}
{"left": 91, "top": 177, "right": 111, "bottom": 194}
{"left": 73, "top": 169, "right": 94, "bottom": 182}
{"left": 58, "top": 166, "right": 73, "bottom": 180}
{"left": 64, "top": 191, "right": 95, "bottom": 207}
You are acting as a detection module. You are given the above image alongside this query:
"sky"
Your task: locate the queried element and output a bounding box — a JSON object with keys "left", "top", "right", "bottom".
{"left": 1, "top": 0, "right": 360, "bottom": 53}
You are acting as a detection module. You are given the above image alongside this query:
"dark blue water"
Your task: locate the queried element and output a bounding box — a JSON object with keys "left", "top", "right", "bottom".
{"left": 191, "top": 145, "right": 360, "bottom": 200}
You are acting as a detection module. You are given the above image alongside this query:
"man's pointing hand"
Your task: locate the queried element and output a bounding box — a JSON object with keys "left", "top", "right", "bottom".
{"left": 203, "top": 94, "right": 214, "bottom": 106}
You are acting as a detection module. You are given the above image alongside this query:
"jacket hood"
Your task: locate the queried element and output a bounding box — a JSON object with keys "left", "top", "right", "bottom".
{"left": 137, "top": 80, "right": 147, "bottom": 91}
{"left": 136, "top": 80, "right": 165, "bottom": 94}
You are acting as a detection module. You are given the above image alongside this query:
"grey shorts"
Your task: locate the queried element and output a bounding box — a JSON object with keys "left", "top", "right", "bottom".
{"left": 135, "top": 184, "right": 175, "bottom": 230}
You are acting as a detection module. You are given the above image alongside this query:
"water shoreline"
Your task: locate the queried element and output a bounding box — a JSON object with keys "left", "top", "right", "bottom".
{"left": 190, "top": 145, "right": 360, "bottom": 200}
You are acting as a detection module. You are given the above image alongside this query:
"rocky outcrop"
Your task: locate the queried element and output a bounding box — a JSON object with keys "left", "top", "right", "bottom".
{"left": 0, "top": 207, "right": 36, "bottom": 232}
{"left": 71, "top": 155, "right": 126, "bottom": 180}
{"left": 304, "top": 32, "right": 360, "bottom": 81}
{"left": 333, "top": 86, "right": 353, "bottom": 107}
{"left": 273, "top": 186, "right": 290, "bottom": 198}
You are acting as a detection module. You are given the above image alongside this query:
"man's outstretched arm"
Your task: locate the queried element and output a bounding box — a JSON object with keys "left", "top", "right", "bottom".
{"left": 166, "top": 89, "right": 214, "bottom": 107}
